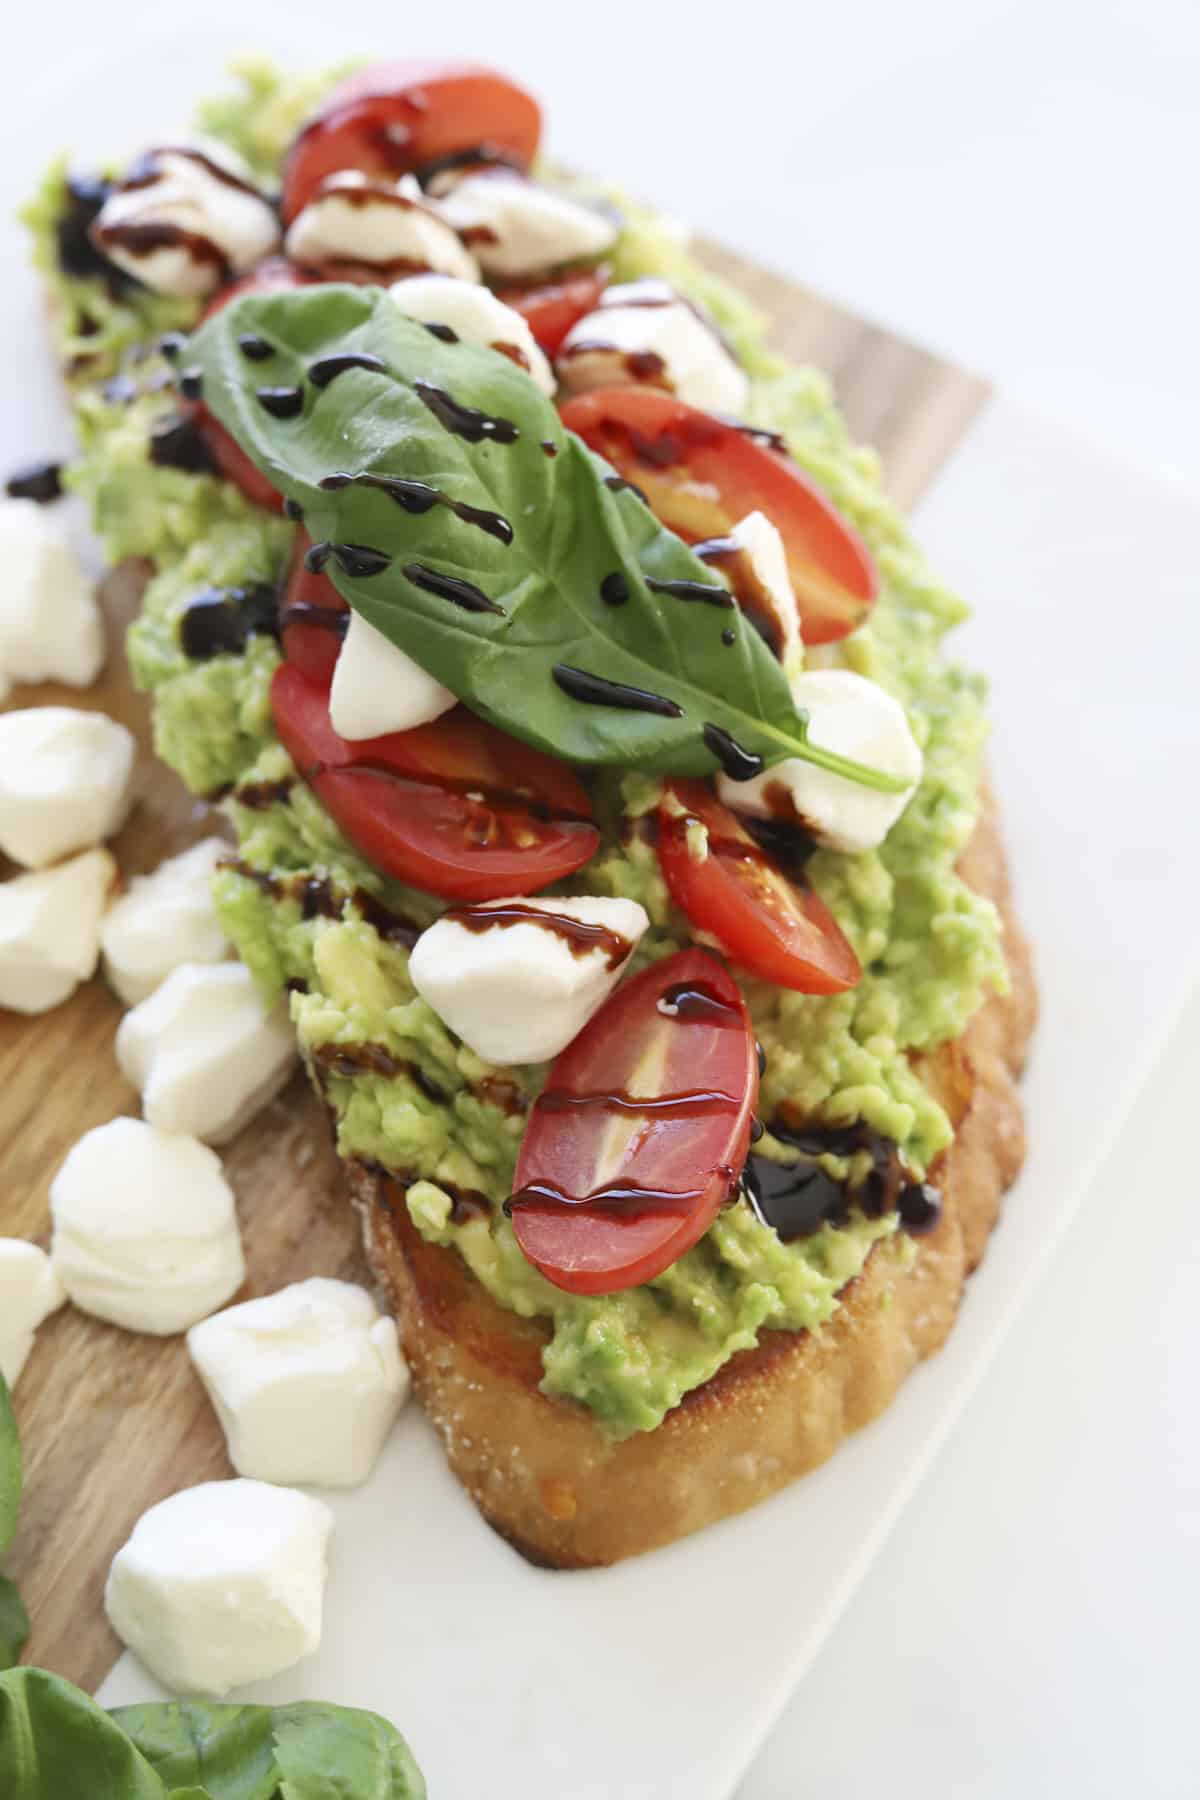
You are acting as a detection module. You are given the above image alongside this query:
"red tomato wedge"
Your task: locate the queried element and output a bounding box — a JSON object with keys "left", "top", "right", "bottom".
{"left": 510, "top": 949, "right": 759, "bottom": 1295}
{"left": 496, "top": 268, "right": 608, "bottom": 358}
{"left": 559, "top": 387, "right": 878, "bottom": 646}
{"left": 280, "top": 60, "right": 542, "bottom": 223}
{"left": 657, "top": 781, "right": 861, "bottom": 994}
{"left": 187, "top": 260, "right": 316, "bottom": 511}
{"left": 270, "top": 664, "right": 599, "bottom": 901}
{"left": 279, "top": 532, "right": 349, "bottom": 685}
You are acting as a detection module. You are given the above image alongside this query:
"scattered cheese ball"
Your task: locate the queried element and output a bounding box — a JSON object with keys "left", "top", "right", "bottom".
{"left": 0, "top": 847, "right": 115, "bottom": 1014}
{"left": 187, "top": 1277, "right": 409, "bottom": 1488}
{"left": 409, "top": 894, "right": 648, "bottom": 1065}
{"left": 105, "top": 1478, "right": 333, "bottom": 1695}
{"left": 50, "top": 1116, "right": 245, "bottom": 1334}
{"left": 92, "top": 142, "right": 281, "bottom": 299}
{"left": 0, "top": 1240, "right": 65, "bottom": 1388}
{"left": 116, "top": 961, "right": 296, "bottom": 1145}
{"left": 0, "top": 706, "right": 134, "bottom": 868}
{"left": 101, "top": 837, "right": 231, "bottom": 1005}
{"left": 0, "top": 499, "right": 104, "bottom": 697}
{"left": 388, "top": 273, "right": 556, "bottom": 395}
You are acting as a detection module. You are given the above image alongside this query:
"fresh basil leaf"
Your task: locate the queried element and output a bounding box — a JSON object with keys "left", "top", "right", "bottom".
{"left": 0, "top": 1667, "right": 171, "bottom": 1799}
{"left": 0, "top": 1577, "right": 28, "bottom": 1670}
{"left": 113, "top": 1701, "right": 277, "bottom": 1800}
{"left": 189, "top": 285, "right": 901, "bottom": 792}
{"left": 272, "top": 1701, "right": 426, "bottom": 1800}
{"left": 0, "top": 1375, "right": 19, "bottom": 1557}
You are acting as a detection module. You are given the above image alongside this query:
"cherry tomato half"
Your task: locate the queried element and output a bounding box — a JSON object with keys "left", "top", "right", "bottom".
{"left": 496, "top": 267, "right": 608, "bottom": 358}
{"left": 187, "top": 259, "right": 316, "bottom": 511}
{"left": 270, "top": 664, "right": 599, "bottom": 901}
{"left": 280, "top": 60, "right": 542, "bottom": 223}
{"left": 560, "top": 387, "right": 878, "bottom": 646}
{"left": 279, "top": 531, "right": 349, "bottom": 684}
{"left": 510, "top": 949, "right": 758, "bottom": 1295}
{"left": 656, "top": 781, "right": 861, "bottom": 994}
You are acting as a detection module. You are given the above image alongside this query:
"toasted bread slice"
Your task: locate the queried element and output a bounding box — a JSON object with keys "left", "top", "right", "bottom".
{"left": 350, "top": 791, "right": 1035, "bottom": 1567}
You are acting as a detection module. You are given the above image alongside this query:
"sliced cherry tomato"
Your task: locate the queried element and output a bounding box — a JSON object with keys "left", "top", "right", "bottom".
{"left": 270, "top": 663, "right": 599, "bottom": 901}
{"left": 279, "top": 531, "right": 349, "bottom": 684}
{"left": 187, "top": 260, "right": 316, "bottom": 511}
{"left": 560, "top": 387, "right": 877, "bottom": 646}
{"left": 656, "top": 781, "right": 860, "bottom": 994}
{"left": 280, "top": 60, "right": 542, "bottom": 223}
{"left": 496, "top": 267, "right": 608, "bottom": 358}
{"left": 510, "top": 949, "right": 758, "bottom": 1295}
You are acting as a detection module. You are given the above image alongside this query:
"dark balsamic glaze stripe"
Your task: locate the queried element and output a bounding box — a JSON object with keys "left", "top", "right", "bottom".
{"left": 256, "top": 385, "right": 304, "bottom": 419}
{"left": 238, "top": 333, "right": 274, "bottom": 362}
{"left": 5, "top": 461, "right": 63, "bottom": 503}
{"left": 414, "top": 380, "right": 519, "bottom": 444}
{"left": 412, "top": 141, "right": 525, "bottom": 188}
{"left": 320, "top": 470, "right": 513, "bottom": 545}
{"left": 158, "top": 331, "right": 188, "bottom": 361}
{"left": 445, "top": 901, "right": 631, "bottom": 971}
{"left": 308, "top": 352, "right": 387, "bottom": 388}
{"left": 177, "top": 369, "right": 203, "bottom": 400}
{"left": 657, "top": 980, "right": 743, "bottom": 1026}
{"left": 278, "top": 600, "right": 350, "bottom": 639}
{"left": 721, "top": 627, "right": 737, "bottom": 646}
{"left": 403, "top": 562, "right": 504, "bottom": 614}
{"left": 552, "top": 664, "right": 682, "bottom": 718}
{"left": 305, "top": 540, "right": 392, "bottom": 578}
{"left": 600, "top": 572, "right": 629, "bottom": 607}
{"left": 179, "top": 583, "right": 278, "bottom": 660}
{"left": 423, "top": 321, "right": 459, "bottom": 343}
{"left": 741, "top": 1120, "right": 941, "bottom": 1243}
{"left": 283, "top": 497, "right": 304, "bottom": 521}
{"left": 537, "top": 1087, "right": 739, "bottom": 1119}
{"left": 148, "top": 411, "right": 217, "bottom": 475}
{"left": 56, "top": 173, "right": 129, "bottom": 287}
{"left": 507, "top": 1178, "right": 720, "bottom": 1222}
{"left": 234, "top": 777, "right": 295, "bottom": 810}
{"left": 226, "top": 857, "right": 421, "bottom": 948}
{"left": 702, "top": 722, "right": 764, "bottom": 782}
{"left": 541, "top": 438, "right": 559, "bottom": 457}
{"left": 603, "top": 474, "right": 649, "bottom": 504}
{"left": 645, "top": 575, "right": 734, "bottom": 608}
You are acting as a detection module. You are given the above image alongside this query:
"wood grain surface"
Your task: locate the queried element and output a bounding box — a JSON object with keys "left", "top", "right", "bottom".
{"left": 1, "top": 252, "right": 988, "bottom": 1693}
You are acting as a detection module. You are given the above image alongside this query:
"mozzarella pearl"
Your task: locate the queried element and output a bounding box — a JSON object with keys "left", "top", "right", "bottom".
{"left": 557, "top": 279, "right": 749, "bottom": 414}
{"left": 436, "top": 172, "right": 617, "bottom": 279}
{"left": 285, "top": 171, "right": 479, "bottom": 280}
{"left": 0, "top": 707, "right": 134, "bottom": 868}
{"left": 717, "top": 669, "right": 922, "bottom": 853}
{"left": 329, "top": 609, "right": 455, "bottom": 741}
{"left": 91, "top": 142, "right": 280, "bottom": 298}
{"left": 389, "top": 273, "right": 555, "bottom": 395}
{"left": 0, "top": 848, "right": 115, "bottom": 1014}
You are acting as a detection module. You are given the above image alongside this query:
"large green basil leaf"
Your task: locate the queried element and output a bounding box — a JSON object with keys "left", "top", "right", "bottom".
{"left": 188, "top": 285, "right": 898, "bottom": 791}
{"left": 0, "top": 1668, "right": 170, "bottom": 1799}
{"left": 0, "top": 1376, "right": 19, "bottom": 1556}
{"left": 272, "top": 1701, "right": 426, "bottom": 1799}
{"left": 113, "top": 1702, "right": 278, "bottom": 1799}
{"left": 0, "top": 1577, "right": 28, "bottom": 1670}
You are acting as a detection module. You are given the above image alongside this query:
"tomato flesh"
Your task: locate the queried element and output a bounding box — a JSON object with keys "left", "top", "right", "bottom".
{"left": 270, "top": 664, "right": 599, "bottom": 901}
{"left": 657, "top": 781, "right": 860, "bottom": 994}
{"left": 496, "top": 268, "right": 608, "bottom": 358}
{"left": 511, "top": 949, "right": 759, "bottom": 1295}
{"left": 560, "top": 387, "right": 877, "bottom": 646}
{"left": 281, "top": 60, "right": 542, "bottom": 223}
{"left": 187, "top": 260, "right": 316, "bottom": 511}
{"left": 279, "top": 532, "right": 349, "bottom": 685}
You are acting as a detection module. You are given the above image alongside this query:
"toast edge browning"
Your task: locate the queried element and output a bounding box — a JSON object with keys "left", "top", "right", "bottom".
{"left": 348, "top": 788, "right": 1036, "bottom": 1567}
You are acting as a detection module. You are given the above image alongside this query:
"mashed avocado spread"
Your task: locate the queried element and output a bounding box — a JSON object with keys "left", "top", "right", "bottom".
{"left": 29, "top": 57, "right": 1006, "bottom": 1437}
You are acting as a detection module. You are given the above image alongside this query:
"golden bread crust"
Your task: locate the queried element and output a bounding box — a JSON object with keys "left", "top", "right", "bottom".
{"left": 348, "top": 789, "right": 1035, "bottom": 1567}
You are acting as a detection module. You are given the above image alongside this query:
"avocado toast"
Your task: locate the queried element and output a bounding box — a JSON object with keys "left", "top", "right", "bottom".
{"left": 28, "top": 55, "right": 1034, "bottom": 1565}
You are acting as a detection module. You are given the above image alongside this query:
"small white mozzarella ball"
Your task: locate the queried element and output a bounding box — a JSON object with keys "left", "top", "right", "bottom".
{"left": 716, "top": 669, "right": 923, "bottom": 854}
{"left": 187, "top": 1277, "right": 409, "bottom": 1488}
{"left": 0, "top": 500, "right": 104, "bottom": 693}
{"left": 0, "top": 848, "right": 115, "bottom": 1014}
{"left": 0, "top": 707, "right": 134, "bottom": 869}
{"left": 105, "top": 1478, "right": 332, "bottom": 1696}
{"left": 50, "top": 1116, "right": 245, "bottom": 1335}
{"left": 388, "top": 273, "right": 555, "bottom": 395}
{"left": 726, "top": 510, "right": 801, "bottom": 670}
{"left": 329, "top": 610, "right": 455, "bottom": 741}
{"left": 116, "top": 961, "right": 296, "bottom": 1146}
{"left": 92, "top": 141, "right": 280, "bottom": 299}
{"left": 436, "top": 172, "right": 617, "bottom": 279}
{"left": 101, "top": 837, "right": 230, "bottom": 1006}
{"left": 558, "top": 279, "right": 749, "bottom": 414}
{"left": 285, "top": 171, "right": 479, "bottom": 280}
{"left": 409, "top": 895, "right": 649, "bottom": 1066}
{"left": 0, "top": 1240, "right": 65, "bottom": 1389}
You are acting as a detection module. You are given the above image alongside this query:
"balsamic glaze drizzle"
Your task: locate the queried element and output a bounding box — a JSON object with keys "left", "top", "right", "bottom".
{"left": 552, "top": 664, "right": 682, "bottom": 718}
{"left": 702, "top": 723, "right": 764, "bottom": 782}
{"left": 179, "top": 583, "right": 278, "bottom": 660}
{"left": 600, "top": 573, "right": 629, "bottom": 607}
{"left": 148, "top": 411, "right": 217, "bottom": 475}
{"left": 414, "top": 380, "right": 519, "bottom": 444}
{"left": 238, "top": 333, "right": 273, "bottom": 362}
{"left": 402, "top": 562, "right": 504, "bottom": 614}
{"left": 255, "top": 384, "right": 304, "bottom": 419}
{"left": 5, "top": 461, "right": 63, "bottom": 503}
{"left": 308, "top": 351, "right": 387, "bottom": 388}
{"left": 645, "top": 576, "right": 734, "bottom": 608}
{"left": 320, "top": 470, "right": 512, "bottom": 545}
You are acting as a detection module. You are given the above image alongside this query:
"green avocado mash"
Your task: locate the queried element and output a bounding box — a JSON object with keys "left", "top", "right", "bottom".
{"left": 29, "top": 55, "right": 1006, "bottom": 1438}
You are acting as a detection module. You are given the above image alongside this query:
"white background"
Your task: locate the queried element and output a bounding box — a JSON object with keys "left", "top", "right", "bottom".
{"left": 5, "top": 4, "right": 1199, "bottom": 1794}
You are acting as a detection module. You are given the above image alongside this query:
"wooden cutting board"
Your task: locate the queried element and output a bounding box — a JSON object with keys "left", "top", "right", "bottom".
{"left": 2, "top": 242, "right": 988, "bottom": 1693}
